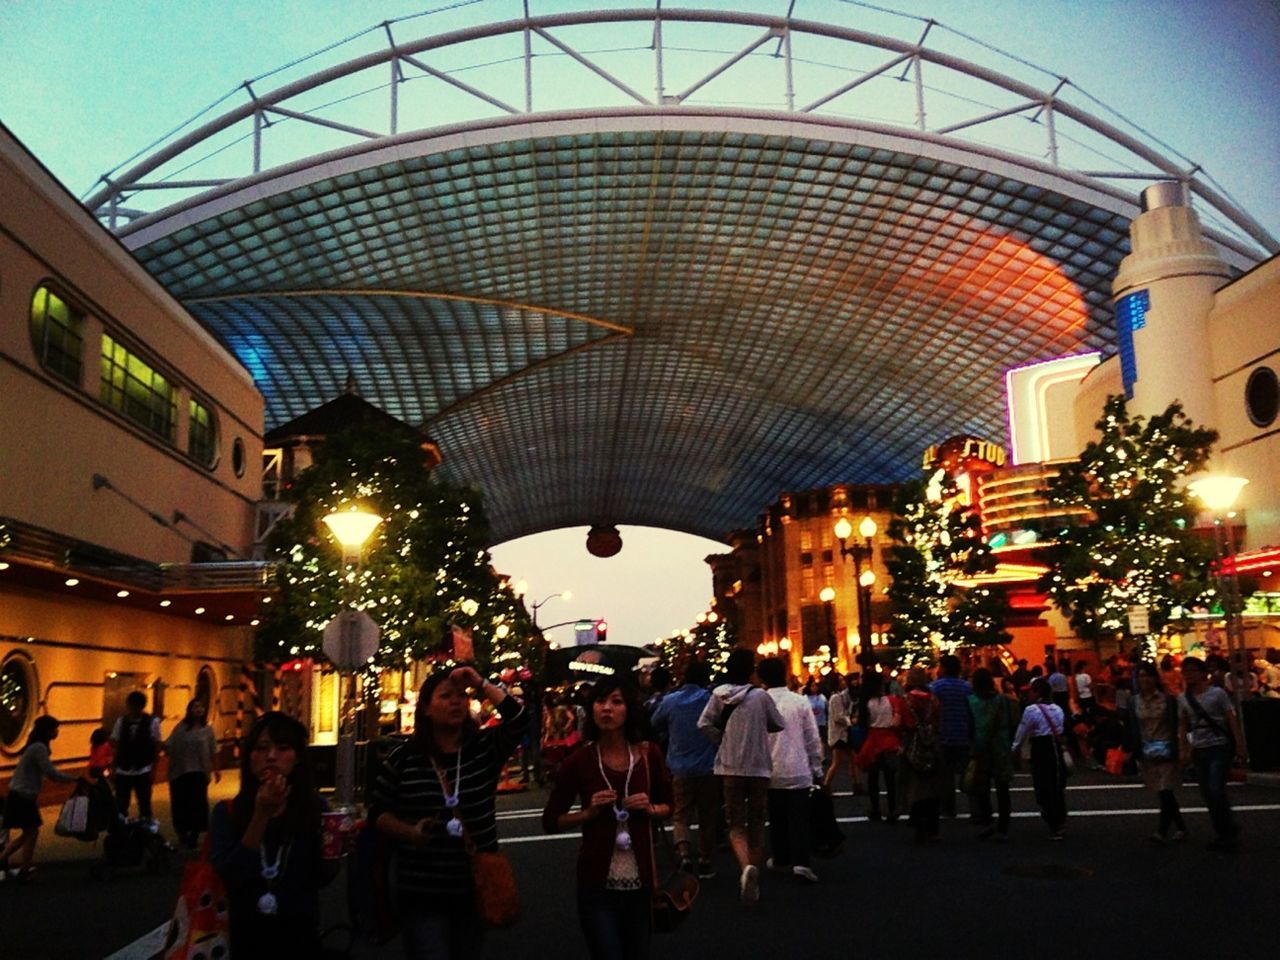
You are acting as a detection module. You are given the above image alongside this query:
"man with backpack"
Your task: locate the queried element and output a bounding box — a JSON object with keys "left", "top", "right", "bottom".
{"left": 111, "top": 690, "right": 162, "bottom": 822}
{"left": 1178, "top": 657, "right": 1245, "bottom": 851}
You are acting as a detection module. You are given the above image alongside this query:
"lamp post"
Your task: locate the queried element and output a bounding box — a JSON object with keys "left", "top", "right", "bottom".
{"left": 321, "top": 507, "right": 383, "bottom": 809}
{"left": 529, "top": 590, "right": 572, "bottom": 627}
{"left": 834, "top": 516, "right": 878, "bottom": 666}
{"left": 819, "top": 586, "right": 837, "bottom": 659}
{"left": 1188, "top": 475, "right": 1250, "bottom": 758}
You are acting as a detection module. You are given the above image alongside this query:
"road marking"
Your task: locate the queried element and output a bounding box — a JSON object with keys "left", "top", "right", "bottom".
{"left": 496, "top": 804, "right": 1280, "bottom": 842}
{"left": 104, "top": 923, "right": 169, "bottom": 960}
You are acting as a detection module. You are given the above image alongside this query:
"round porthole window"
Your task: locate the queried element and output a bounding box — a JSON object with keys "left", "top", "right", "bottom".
{"left": 0, "top": 653, "right": 37, "bottom": 754}
{"left": 1246, "top": 366, "right": 1278, "bottom": 428}
{"left": 232, "top": 438, "right": 246, "bottom": 477}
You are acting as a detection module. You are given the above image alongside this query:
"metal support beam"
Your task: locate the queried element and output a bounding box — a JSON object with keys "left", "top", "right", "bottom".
{"left": 801, "top": 51, "right": 913, "bottom": 113}
{"left": 533, "top": 27, "right": 653, "bottom": 105}
{"left": 399, "top": 53, "right": 522, "bottom": 114}
{"left": 263, "top": 105, "right": 380, "bottom": 140}
{"left": 933, "top": 99, "right": 1039, "bottom": 136}
{"left": 674, "top": 28, "right": 779, "bottom": 103}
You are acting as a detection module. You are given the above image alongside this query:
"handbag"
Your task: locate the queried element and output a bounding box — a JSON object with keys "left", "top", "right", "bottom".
{"left": 54, "top": 792, "right": 90, "bottom": 837}
{"left": 650, "top": 822, "right": 699, "bottom": 933}
{"left": 1142, "top": 739, "right": 1174, "bottom": 761}
{"left": 1035, "top": 704, "right": 1074, "bottom": 777}
{"left": 469, "top": 847, "right": 521, "bottom": 928}
{"left": 152, "top": 802, "right": 230, "bottom": 960}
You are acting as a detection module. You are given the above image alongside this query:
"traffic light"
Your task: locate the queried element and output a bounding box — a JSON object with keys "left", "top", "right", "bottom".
{"left": 595, "top": 619, "right": 608, "bottom": 643}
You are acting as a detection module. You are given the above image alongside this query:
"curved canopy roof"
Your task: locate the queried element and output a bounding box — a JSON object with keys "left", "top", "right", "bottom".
{"left": 102, "top": 9, "right": 1268, "bottom": 544}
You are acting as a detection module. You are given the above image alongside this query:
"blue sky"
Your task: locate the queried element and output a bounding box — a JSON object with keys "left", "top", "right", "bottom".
{"left": 2, "top": 0, "right": 1276, "bottom": 645}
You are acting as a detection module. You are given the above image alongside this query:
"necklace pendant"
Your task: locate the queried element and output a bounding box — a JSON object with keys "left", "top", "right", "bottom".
{"left": 257, "top": 891, "right": 278, "bottom": 916}
{"left": 444, "top": 794, "right": 460, "bottom": 809}
{"left": 615, "top": 827, "right": 632, "bottom": 850}
{"left": 615, "top": 808, "right": 629, "bottom": 824}
{"left": 261, "top": 863, "right": 280, "bottom": 881}
{"left": 446, "top": 816, "right": 464, "bottom": 838}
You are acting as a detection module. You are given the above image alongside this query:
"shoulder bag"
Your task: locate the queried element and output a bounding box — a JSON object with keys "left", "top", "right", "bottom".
{"left": 1184, "top": 689, "right": 1236, "bottom": 753}
{"left": 1035, "top": 703, "right": 1074, "bottom": 776}
{"left": 644, "top": 745, "right": 698, "bottom": 933}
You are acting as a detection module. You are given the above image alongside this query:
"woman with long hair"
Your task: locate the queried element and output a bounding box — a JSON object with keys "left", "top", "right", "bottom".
{"left": 165, "top": 699, "right": 220, "bottom": 848}
{"left": 0, "top": 716, "right": 80, "bottom": 882}
{"left": 853, "top": 671, "right": 901, "bottom": 823}
{"left": 370, "top": 664, "right": 527, "bottom": 959}
{"left": 543, "top": 675, "right": 673, "bottom": 960}
{"left": 899, "top": 668, "right": 946, "bottom": 843}
{"left": 1012, "top": 678, "right": 1069, "bottom": 840}
{"left": 209, "top": 712, "right": 334, "bottom": 957}
{"left": 1132, "top": 663, "right": 1186, "bottom": 842}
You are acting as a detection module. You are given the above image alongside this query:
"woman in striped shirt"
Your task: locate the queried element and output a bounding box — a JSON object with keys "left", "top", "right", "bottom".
{"left": 370, "top": 665, "right": 528, "bottom": 959}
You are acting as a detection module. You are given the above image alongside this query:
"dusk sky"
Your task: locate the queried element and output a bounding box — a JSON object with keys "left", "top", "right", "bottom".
{"left": 3, "top": 0, "right": 1276, "bottom": 647}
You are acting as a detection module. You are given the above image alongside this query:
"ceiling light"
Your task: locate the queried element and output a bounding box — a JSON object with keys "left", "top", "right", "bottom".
{"left": 116, "top": 590, "right": 130, "bottom": 598}
{"left": 195, "top": 607, "right": 206, "bottom": 615}
{"left": 65, "top": 578, "right": 80, "bottom": 587}
{"left": 159, "top": 599, "right": 171, "bottom": 607}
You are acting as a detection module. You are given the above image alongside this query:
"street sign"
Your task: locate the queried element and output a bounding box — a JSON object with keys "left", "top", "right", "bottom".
{"left": 1127, "top": 605, "right": 1150, "bottom": 636}
{"left": 322, "top": 609, "right": 380, "bottom": 669}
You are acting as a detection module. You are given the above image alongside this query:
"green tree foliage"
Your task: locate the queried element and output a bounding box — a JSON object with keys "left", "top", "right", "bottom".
{"left": 255, "top": 428, "right": 536, "bottom": 676}
{"left": 1041, "top": 395, "right": 1218, "bottom": 645}
{"left": 885, "top": 473, "right": 1009, "bottom": 665}
{"left": 656, "top": 617, "right": 738, "bottom": 678}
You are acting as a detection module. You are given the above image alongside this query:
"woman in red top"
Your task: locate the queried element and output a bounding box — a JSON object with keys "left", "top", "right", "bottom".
{"left": 542, "top": 676, "right": 673, "bottom": 960}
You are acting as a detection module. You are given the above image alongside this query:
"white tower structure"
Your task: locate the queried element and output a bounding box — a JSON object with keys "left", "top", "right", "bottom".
{"left": 1111, "top": 182, "right": 1233, "bottom": 427}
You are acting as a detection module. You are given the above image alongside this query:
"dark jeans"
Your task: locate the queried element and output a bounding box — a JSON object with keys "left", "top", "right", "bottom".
{"left": 115, "top": 772, "right": 154, "bottom": 820}
{"left": 970, "top": 770, "right": 1011, "bottom": 834}
{"left": 1191, "top": 745, "right": 1238, "bottom": 842}
{"left": 867, "top": 759, "right": 897, "bottom": 818}
{"left": 577, "top": 888, "right": 652, "bottom": 960}
{"left": 1029, "top": 736, "right": 1067, "bottom": 832}
{"left": 766, "top": 787, "right": 812, "bottom": 868}
{"left": 400, "top": 900, "right": 484, "bottom": 960}
{"left": 1158, "top": 789, "right": 1186, "bottom": 838}
{"left": 939, "top": 745, "right": 970, "bottom": 818}
{"left": 168, "top": 772, "right": 210, "bottom": 846}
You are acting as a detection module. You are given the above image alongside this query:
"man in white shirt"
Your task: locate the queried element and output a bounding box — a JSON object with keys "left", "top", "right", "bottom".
{"left": 110, "top": 690, "right": 163, "bottom": 822}
{"left": 759, "top": 657, "right": 824, "bottom": 883}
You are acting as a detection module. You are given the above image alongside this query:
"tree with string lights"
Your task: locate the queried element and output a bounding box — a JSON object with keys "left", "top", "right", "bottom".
{"left": 885, "top": 473, "right": 1010, "bottom": 665}
{"left": 1040, "top": 395, "right": 1218, "bottom": 651}
{"left": 655, "top": 617, "right": 738, "bottom": 678}
{"left": 255, "top": 427, "right": 537, "bottom": 677}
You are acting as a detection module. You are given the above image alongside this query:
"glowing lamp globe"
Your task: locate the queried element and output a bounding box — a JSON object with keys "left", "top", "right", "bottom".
{"left": 1188, "top": 475, "right": 1249, "bottom": 513}
{"left": 858, "top": 516, "right": 878, "bottom": 540}
{"left": 819, "top": 586, "right": 836, "bottom": 603}
{"left": 322, "top": 508, "right": 383, "bottom": 555}
{"left": 859, "top": 569, "right": 877, "bottom": 588}
{"left": 833, "top": 517, "right": 853, "bottom": 541}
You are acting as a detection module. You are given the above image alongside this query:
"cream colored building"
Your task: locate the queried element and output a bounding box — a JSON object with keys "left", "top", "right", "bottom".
{"left": 1, "top": 124, "right": 264, "bottom": 781}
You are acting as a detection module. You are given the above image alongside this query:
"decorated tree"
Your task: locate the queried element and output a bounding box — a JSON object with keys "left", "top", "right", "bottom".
{"left": 1041, "top": 395, "right": 1218, "bottom": 649}
{"left": 655, "top": 615, "right": 738, "bottom": 678}
{"left": 255, "top": 427, "right": 537, "bottom": 677}
{"left": 885, "top": 473, "right": 1009, "bottom": 665}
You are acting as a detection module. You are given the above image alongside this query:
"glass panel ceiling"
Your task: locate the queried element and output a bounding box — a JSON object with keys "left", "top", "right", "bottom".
{"left": 134, "top": 129, "right": 1127, "bottom": 542}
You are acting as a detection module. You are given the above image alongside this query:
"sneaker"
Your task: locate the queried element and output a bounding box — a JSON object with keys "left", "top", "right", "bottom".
{"left": 696, "top": 861, "right": 716, "bottom": 879}
{"left": 739, "top": 864, "right": 760, "bottom": 904}
{"left": 792, "top": 865, "right": 819, "bottom": 883}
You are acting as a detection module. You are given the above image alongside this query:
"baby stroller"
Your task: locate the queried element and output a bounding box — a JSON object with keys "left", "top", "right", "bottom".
{"left": 91, "top": 815, "right": 174, "bottom": 879}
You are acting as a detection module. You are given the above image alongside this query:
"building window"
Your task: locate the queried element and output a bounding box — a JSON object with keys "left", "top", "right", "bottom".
{"left": 188, "top": 397, "right": 218, "bottom": 467}
{"left": 0, "top": 653, "right": 36, "bottom": 754}
{"left": 100, "top": 333, "right": 176, "bottom": 441}
{"left": 29, "top": 285, "right": 84, "bottom": 384}
{"left": 1245, "top": 366, "right": 1278, "bottom": 427}
{"left": 800, "top": 551, "right": 813, "bottom": 567}
{"left": 232, "top": 438, "right": 247, "bottom": 477}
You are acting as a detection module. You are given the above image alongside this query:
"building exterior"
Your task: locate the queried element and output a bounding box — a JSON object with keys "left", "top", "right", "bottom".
{"left": 709, "top": 484, "right": 898, "bottom": 678}
{"left": 0, "top": 124, "right": 264, "bottom": 783}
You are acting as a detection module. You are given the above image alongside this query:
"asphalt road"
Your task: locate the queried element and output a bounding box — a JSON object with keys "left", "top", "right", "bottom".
{"left": 7, "top": 770, "right": 1277, "bottom": 960}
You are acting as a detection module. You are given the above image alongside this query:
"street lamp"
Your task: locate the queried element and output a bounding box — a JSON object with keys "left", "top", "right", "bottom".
{"left": 530, "top": 590, "right": 572, "bottom": 627}
{"left": 322, "top": 506, "right": 382, "bottom": 808}
{"left": 1189, "top": 475, "right": 1250, "bottom": 756}
{"left": 835, "top": 516, "right": 878, "bottom": 665}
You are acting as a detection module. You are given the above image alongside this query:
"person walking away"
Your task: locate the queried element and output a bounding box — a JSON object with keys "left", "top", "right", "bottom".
{"left": 209, "top": 712, "right": 337, "bottom": 958}
{"left": 1047, "top": 660, "right": 1071, "bottom": 715}
{"left": 1178, "top": 656, "right": 1245, "bottom": 851}
{"left": 759, "top": 657, "right": 823, "bottom": 883}
{"left": 0, "top": 716, "right": 83, "bottom": 882}
{"left": 929, "top": 655, "right": 973, "bottom": 819}
{"left": 967, "top": 669, "right": 1014, "bottom": 840}
{"left": 165, "top": 699, "right": 220, "bottom": 849}
{"left": 543, "top": 677, "right": 673, "bottom": 960}
{"left": 900, "top": 668, "right": 946, "bottom": 842}
{"left": 371, "top": 665, "right": 528, "bottom": 959}
{"left": 697, "top": 648, "right": 785, "bottom": 905}
{"left": 649, "top": 659, "right": 719, "bottom": 878}
{"left": 804, "top": 679, "right": 829, "bottom": 758}
{"left": 111, "top": 690, "right": 162, "bottom": 823}
{"left": 1130, "top": 664, "right": 1186, "bottom": 844}
{"left": 1012, "top": 679, "right": 1068, "bottom": 840}
{"left": 854, "top": 671, "right": 901, "bottom": 822}
{"left": 823, "top": 673, "right": 864, "bottom": 794}
{"left": 1073, "top": 661, "right": 1096, "bottom": 723}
